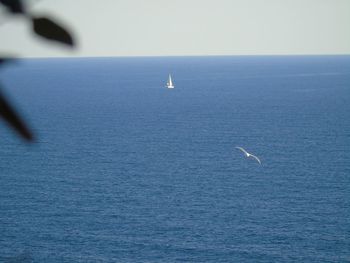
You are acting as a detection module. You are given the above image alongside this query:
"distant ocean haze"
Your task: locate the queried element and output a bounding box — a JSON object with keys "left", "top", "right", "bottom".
{"left": 0, "top": 56, "right": 349, "bottom": 262}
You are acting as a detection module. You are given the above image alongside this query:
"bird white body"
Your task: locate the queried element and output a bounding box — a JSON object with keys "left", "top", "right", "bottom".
{"left": 235, "top": 147, "right": 261, "bottom": 164}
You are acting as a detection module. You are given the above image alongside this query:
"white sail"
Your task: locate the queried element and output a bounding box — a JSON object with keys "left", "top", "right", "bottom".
{"left": 167, "top": 74, "right": 174, "bottom": 89}
{"left": 168, "top": 75, "right": 173, "bottom": 86}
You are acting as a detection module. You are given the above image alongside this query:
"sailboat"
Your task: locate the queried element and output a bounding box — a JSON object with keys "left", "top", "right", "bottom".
{"left": 166, "top": 74, "right": 175, "bottom": 89}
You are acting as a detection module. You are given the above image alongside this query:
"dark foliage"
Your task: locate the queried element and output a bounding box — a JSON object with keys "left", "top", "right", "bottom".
{"left": 0, "top": 0, "right": 75, "bottom": 142}
{"left": 32, "top": 16, "right": 74, "bottom": 46}
{"left": 0, "top": 0, "right": 25, "bottom": 14}
{"left": 0, "top": 86, "right": 34, "bottom": 141}
{"left": 0, "top": 57, "right": 33, "bottom": 142}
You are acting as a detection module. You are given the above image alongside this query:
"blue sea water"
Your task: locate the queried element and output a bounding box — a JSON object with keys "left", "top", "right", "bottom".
{"left": 0, "top": 56, "right": 349, "bottom": 262}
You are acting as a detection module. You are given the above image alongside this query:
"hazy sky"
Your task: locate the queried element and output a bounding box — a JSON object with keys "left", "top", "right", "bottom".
{"left": 1, "top": 0, "right": 349, "bottom": 57}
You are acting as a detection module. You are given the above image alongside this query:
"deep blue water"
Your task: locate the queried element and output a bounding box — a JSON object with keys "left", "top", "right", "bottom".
{"left": 0, "top": 56, "right": 349, "bottom": 262}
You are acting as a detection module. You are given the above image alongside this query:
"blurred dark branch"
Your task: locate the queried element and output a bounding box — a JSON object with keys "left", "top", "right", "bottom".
{"left": 0, "top": 0, "right": 26, "bottom": 14}
{"left": 0, "top": 84, "right": 34, "bottom": 141}
{"left": 0, "top": 0, "right": 75, "bottom": 142}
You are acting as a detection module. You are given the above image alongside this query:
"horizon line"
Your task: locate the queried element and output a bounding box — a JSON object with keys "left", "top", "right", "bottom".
{"left": 10, "top": 53, "right": 350, "bottom": 60}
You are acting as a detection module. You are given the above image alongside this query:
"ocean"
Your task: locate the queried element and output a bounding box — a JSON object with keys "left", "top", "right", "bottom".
{"left": 0, "top": 56, "right": 349, "bottom": 262}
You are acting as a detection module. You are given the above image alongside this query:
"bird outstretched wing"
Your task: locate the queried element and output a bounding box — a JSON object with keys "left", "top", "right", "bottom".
{"left": 249, "top": 154, "right": 261, "bottom": 164}
{"left": 235, "top": 146, "right": 248, "bottom": 155}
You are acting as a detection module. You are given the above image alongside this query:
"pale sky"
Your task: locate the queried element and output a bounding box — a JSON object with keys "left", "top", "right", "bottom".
{"left": 1, "top": 0, "right": 349, "bottom": 57}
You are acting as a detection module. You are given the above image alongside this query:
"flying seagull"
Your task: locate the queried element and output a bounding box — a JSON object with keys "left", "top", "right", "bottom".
{"left": 235, "top": 147, "right": 261, "bottom": 164}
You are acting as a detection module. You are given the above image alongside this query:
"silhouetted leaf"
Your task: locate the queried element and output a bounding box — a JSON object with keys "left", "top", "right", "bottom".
{"left": 0, "top": 85, "right": 34, "bottom": 141}
{"left": 32, "top": 16, "right": 74, "bottom": 46}
{"left": 0, "top": 0, "right": 24, "bottom": 14}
